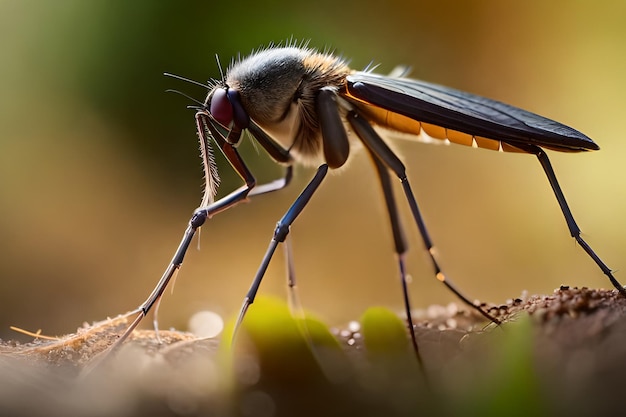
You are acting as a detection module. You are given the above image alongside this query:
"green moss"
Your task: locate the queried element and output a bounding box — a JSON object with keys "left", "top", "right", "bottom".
{"left": 215, "top": 298, "right": 545, "bottom": 417}
{"left": 447, "top": 316, "right": 545, "bottom": 417}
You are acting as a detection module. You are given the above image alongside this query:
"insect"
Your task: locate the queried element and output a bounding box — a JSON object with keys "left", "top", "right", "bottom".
{"left": 113, "top": 45, "right": 625, "bottom": 362}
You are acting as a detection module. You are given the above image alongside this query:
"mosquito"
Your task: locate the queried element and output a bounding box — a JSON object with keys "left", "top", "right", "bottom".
{"left": 109, "top": 45, "right": 624, "bottom": 363}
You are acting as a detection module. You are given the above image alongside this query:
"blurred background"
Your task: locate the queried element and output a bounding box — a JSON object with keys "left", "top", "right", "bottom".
{"left": 1, "top": 1, "right": 626, "bottom": 340}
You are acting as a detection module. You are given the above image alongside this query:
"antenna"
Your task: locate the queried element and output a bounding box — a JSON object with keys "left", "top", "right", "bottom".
{"left": 164, "top": 72, "right": 210, "bottom": 89}
{"left": 164, "top": 89, "right": 205, "bottom": 107}
{"left": 214, "top": 54, "right": 225, "bottom": 81}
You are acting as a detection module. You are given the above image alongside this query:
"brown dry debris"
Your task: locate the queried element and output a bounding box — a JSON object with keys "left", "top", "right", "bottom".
{"left": 0, "top": 313, "right": 198, "bottom": 367}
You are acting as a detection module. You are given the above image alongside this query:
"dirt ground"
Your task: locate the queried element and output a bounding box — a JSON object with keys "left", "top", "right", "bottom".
{"left": 1, "top": 286, "right": 625, "bottom": 417}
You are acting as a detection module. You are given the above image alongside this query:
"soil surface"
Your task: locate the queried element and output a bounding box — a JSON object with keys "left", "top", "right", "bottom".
{"left": 1, "top": 286, "right": 625, "bottom": 417}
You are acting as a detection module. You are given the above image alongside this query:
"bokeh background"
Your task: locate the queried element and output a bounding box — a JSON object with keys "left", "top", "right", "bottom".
{"left": 2, "top": 1, "right": 626, "bottom": 340}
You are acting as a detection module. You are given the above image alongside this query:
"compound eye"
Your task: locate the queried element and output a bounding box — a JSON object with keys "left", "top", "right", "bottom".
{"left": 209, "top": 88, "right": 233, "bottom": 127}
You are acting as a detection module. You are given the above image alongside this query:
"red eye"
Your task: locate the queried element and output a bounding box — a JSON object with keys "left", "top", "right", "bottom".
{"left": 209, "top": 88, "right": 233, "bottom": 127}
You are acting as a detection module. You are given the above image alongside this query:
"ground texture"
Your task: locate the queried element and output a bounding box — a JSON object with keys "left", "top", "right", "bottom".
{"left": 1, "top": 287, "right": 625, "bottom": 417}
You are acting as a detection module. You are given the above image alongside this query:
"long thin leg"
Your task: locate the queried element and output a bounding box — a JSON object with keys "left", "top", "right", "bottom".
{"left": 82, "top": 184, "right": 258, "bottom": 373}
{"left": 108, "top": 186, "right": 252, "bottom": 350}
{"left": 126, "top": 171, "right": 294, "bottom": 342}
{"left": 79, "top": 116, "right": 299, "bottom": 375}
{"left": 249, "top": 166, "right": 293, "bottom": 197}
{"left": 143, "top": 166, "right": 293, "bottom": 336}
{"left": 368, "top": 150, "right": 423, "bottom": 364}
{"left": 347, "top": 111, "right": 500, "bottom": 324}
{"left": 522, "top": 144, "right": 626, "bottom": 295}
{"left": 102, "top": 116, "right": 296, "bottom": 354}
{"left": 283, "top": 234, "right": 305, "bottom": 316}
{"left": 233, "top": 164, "right": 329, "bottom": 339}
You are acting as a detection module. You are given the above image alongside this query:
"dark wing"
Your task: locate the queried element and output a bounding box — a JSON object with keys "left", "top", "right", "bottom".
{"left": 344, "top": 72, "right": 598, "bottom": 152}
